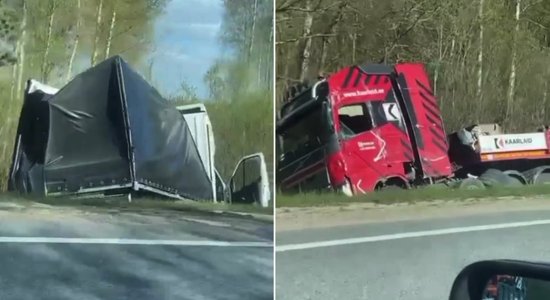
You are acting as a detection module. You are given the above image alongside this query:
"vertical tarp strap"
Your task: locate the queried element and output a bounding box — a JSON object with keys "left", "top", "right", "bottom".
{"left": 114, "top": 57, "right": 137, "bottom": 189}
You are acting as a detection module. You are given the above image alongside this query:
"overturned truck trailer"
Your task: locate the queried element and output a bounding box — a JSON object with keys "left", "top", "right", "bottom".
{"left": 8, "top": 56, "right": 213, "bottom": 200}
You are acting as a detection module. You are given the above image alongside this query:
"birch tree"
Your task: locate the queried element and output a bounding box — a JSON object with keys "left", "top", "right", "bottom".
{"left": 477, "top": 0, "right": 484, "bottom": 104}
{"left": 66, "top": 0, "right": 81, "bottom": 81}
{"left": 506, "top": 0, "right": 521, "bottom": 120}
{"left": 299, "top": 0, "right": 314, "bottom": 81}
{"left": 40, "top": 0, "right": 56, "bottom": 81}
{"left": 91, "top": 0, "right": 103, "bottom": 66}
{"left": 104, "top": 4, "right": 117, "bottom": 59}
{"left": 15, "top": 0, "right": 27, "bottom": 99}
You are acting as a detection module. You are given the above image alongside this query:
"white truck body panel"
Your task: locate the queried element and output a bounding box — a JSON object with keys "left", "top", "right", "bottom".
{"left": 27, "top": 79, "right": 59, "bottom": 95}
{"left": 177, "top": 104, "right": 217, "bottom": 202}
{"left": 177, "top": 104, "right": 270, "bottom": 207}
{"left": 478, "top": 132, "right": 548, "bottom": 154}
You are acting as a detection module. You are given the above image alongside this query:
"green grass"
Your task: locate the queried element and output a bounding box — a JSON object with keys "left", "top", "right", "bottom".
{"left": 276, "top": 184, "right": 550, "bottom": 208}
{"left": 0, "top": 192, "right": 273, "bottom": 217}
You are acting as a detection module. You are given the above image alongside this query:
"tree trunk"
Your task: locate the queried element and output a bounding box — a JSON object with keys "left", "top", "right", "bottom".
{"left": 91, "top": 0, "right": 104, "bottom": 66}
{"left": 248, "top": 0, "right": 258, "bottom": 60}
{"left": 15, "top": 0, "right": 28, "bottom": 99}
{"left": 9, "top": 63, "right": 16, "bottom": 101}
{"left": 299, "top": 0, "right": 313, "bottom": 81}
{"left": 105, "top": 6, "right": 117, "bottom": 59}
{"left": 506, "top": 0, "right": 521, "bottom": 121}
{"left": 352, "top": 12, "right": 357, "bottom": 63}
{"left": 41, "top": 1, "right": 56, "bottom": 82}
{"left": 321, "top": 4, "right": 345, "bottom": 74}
{"left": 258, "top": 47, "right": 263, "bottom": 86}
{"left": 268, "top": 28, "right": 273, "bottom": 89}
{"left": 541, "top": 83, "right": 547, "bottom": 123}
{"left": 475, "top": 0, "right": 485, "bottom": 123}
{"left": 434, "top": 24, "right": 443, "bottom": 97}
{"left": 67, "top": 0, "right": 81, "bottom": 82}
{"left": 477, "top": 0, "right": 484, "bottom": 105}
{"left": 451, "top": 38, "right": 455, "bottom": 56}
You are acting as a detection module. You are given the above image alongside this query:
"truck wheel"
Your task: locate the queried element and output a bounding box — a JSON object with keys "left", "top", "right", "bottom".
{"left": 377, "top": 177, "right": 408, "bottom": 191}
{"left": 502, "top": 170, "right": 527, "bottom": 186}
{"left": 534, "top": 173, "right": 550, "bottom": 185}
{"left": 455, "top": 178, "right": 485, "bottom": 190}
{"left": 523, "top": 166, "right": 550, "bottom": 185}
{"left": 380, "top": 184, "right": 403, "bottom": 191}
{"left": 479, "top": 169, "right": 512, "bottom": 187}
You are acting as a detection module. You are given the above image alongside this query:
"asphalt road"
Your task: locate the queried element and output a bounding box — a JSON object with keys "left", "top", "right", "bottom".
{"left": 276, "top": 207, "right": 550, "bottom": 300}
{"left": 0, "top": 204, "right": 273, "bottom": 300}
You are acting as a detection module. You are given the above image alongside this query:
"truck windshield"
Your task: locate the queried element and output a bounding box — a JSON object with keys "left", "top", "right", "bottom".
{"left": 338, "top": 102, "right": 373, "bottom": 139}
{"left": 279, "top": 105, "right": 329, "bottom": 156}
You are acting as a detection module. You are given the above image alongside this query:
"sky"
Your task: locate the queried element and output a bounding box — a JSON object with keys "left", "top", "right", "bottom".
{"left": 150, "top": 0, "right": 224, "bottom": 98}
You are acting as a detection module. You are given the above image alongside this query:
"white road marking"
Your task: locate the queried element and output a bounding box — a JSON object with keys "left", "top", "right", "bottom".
{"left": 277, "top": 219, "right": 550, "bottom": 252}
{"left": 180, "top": 217, "right": 231, "bottom": 227}
{"left": 0, "top": 237, "right": 272, "bottom": 247}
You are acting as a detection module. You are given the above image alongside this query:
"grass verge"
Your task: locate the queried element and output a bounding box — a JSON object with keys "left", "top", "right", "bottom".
{"left": 276, "top": 184, "right": 550, "bottom": 208}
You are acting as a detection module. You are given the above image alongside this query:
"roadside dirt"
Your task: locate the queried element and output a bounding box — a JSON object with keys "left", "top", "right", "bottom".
{"left": 276, "top": 195, "right": 550, "bottom": 232}
{"left": 0, "top": 199, "right": 273, "bottom": 230}
{"left": 0, "top": 193, "right": 274, "bottom": 218}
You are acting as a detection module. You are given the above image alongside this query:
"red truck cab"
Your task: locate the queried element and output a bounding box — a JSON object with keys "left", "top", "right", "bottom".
{"left": 277, "top": 63, "right": 453, "bottom": 194}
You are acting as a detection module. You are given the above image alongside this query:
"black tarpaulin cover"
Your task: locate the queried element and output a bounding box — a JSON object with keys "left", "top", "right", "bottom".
{"left": 9, "top": 56, "right": 213, "bottom": 200}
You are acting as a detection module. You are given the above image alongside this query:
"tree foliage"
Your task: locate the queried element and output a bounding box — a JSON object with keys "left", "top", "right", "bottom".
{"left": 198, "top": 0, "right": 274, "bottom": 184}
{"left": 206, "top": 0, "right": 274, "bottom": 98}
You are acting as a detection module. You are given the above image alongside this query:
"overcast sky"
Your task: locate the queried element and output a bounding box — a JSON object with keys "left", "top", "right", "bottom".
{"left": 150, "top": 0, "right": 224, "bottom": 98}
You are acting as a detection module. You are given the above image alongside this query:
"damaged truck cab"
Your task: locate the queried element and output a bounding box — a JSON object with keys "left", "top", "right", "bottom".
{"left": 277, "top": 62, "right": 550, "bottom": 195}
{"left": 277, "top": 63, "right": 452, "bottom": 194}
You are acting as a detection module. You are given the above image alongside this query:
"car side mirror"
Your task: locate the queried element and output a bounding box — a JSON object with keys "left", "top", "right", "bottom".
{"left": 449, "top": 260, "right": 550, "bottom": 300}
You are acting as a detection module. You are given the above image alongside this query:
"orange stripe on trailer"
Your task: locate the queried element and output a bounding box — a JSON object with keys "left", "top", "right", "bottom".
{"left": 481, "top": 150, "right": 550, "bottom": 161}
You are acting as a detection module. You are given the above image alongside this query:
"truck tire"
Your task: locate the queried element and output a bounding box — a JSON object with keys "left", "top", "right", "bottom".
{"left": 534, "top": 173, "right": 550, "bottom": 185}
{"left": 479, "top": 169, "right": 513, "bottom": 187}
{"left": 379, "top": 184, "right": 403, "bottom": 191}
{"left": 523, "top": 166, "right": 550, "bottom": 185}
{"left": 502, "top": 170, "right": 527, "bottom": 186}
{"left": 377, "top": 177, "right": 408, "bottom": 191}
{"left": 455, "top": 178, "right": 485, "bottom": 190}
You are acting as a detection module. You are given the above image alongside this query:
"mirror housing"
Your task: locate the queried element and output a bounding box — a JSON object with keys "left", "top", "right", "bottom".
{"left": 449, "top": 260, "right": 550, "bottom": 300}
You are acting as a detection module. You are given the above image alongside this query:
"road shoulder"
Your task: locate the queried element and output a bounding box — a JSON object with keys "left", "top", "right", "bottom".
{"left": 276, "top": 196, "right": 550, "bottom": 232}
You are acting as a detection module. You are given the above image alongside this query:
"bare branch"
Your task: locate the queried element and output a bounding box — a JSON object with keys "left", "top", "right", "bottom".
{"left": 277, "top": 0, "right": 344, "bottom": 13}
{"left": 276, "top": 34, "right": 336, "bottom": 45}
